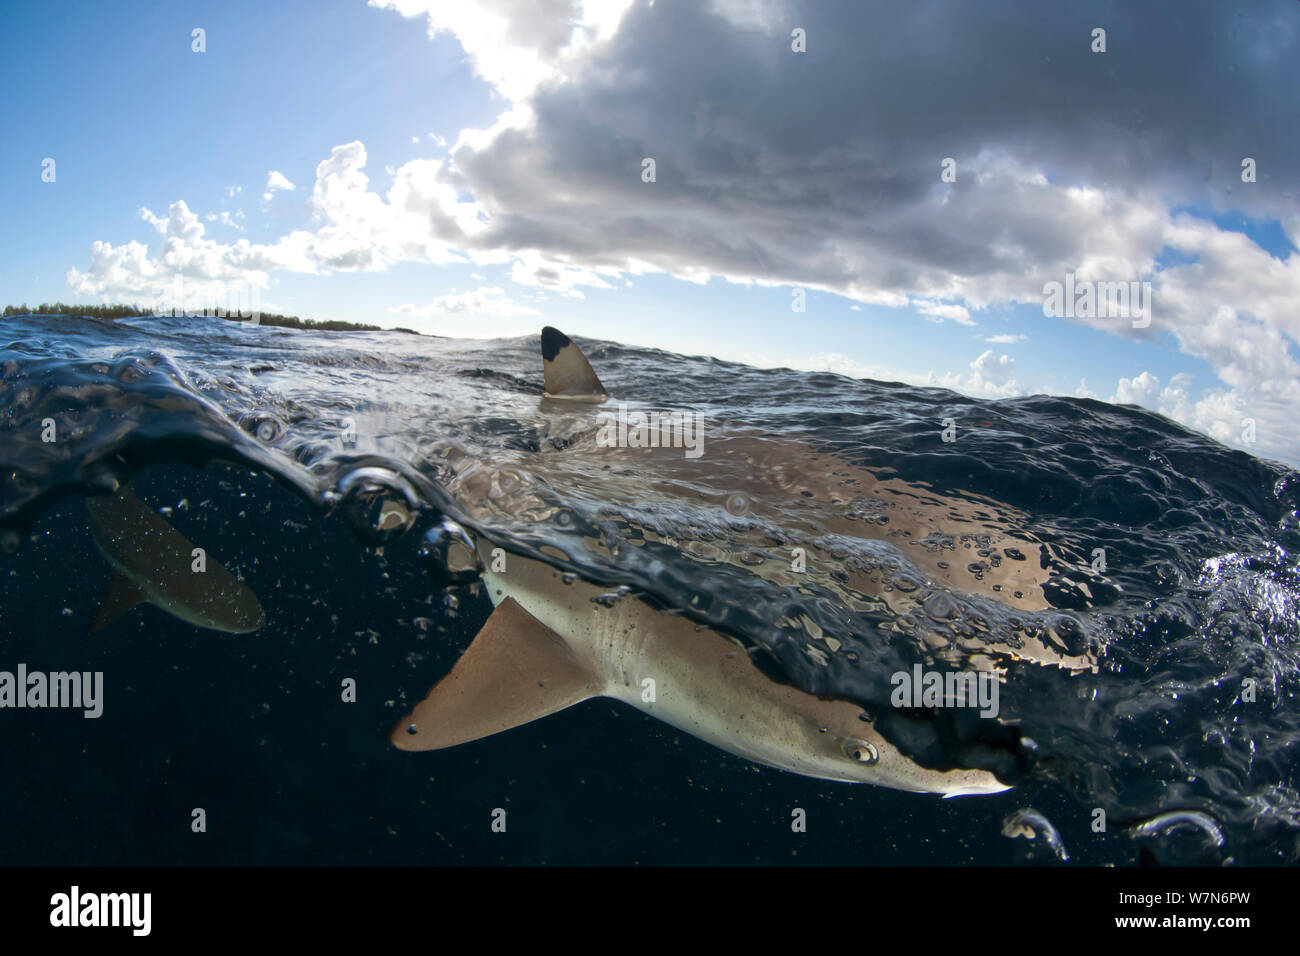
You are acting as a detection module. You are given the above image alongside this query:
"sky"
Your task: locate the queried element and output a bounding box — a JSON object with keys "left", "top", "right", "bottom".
{"left": 3, "top": 0, "right": 1299, "bottom": 464}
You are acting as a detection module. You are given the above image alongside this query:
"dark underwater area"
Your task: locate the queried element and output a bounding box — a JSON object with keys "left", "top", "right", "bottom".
{"left": 2, "top": 311, "right": 1298, "bottom": 865}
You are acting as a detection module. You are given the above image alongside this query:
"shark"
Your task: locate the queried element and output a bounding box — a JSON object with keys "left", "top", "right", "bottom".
{"left": 389, "top": 326, "right": 1091, "bottom": 795}
{"left": 85, "top": 484, "right": 265, "bottom": 635}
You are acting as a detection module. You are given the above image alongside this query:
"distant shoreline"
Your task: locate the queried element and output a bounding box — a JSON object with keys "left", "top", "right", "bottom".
{"left": 2, "top": 302, "right": 421, "bottom": 335}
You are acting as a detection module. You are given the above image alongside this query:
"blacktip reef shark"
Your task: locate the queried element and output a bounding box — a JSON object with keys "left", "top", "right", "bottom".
{"left": 389, "top": 326, "right": 1102, "bottom": 795}
{"left": 85, "top": 484, "right": 265, "bottom": 635}
{"left": 397, "top": 538, "right": 1009, "bottom": 794}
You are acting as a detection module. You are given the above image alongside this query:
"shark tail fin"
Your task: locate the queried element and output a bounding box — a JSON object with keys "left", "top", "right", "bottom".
{"left": 541, "top": 326, "right": 607, "bottom": 399}
{"left": 90, "top": 571, "right": 146, "bottom": 635}
{"left": 391, "top": 597, "right": 601, "bottom": 751}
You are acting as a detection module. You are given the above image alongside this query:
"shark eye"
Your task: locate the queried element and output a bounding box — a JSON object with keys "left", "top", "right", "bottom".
{"left": 843, "top": 739, "right": 879, "bottom": 765}
{"left": 405, "top": 724, "right": 419, "bottom": 735}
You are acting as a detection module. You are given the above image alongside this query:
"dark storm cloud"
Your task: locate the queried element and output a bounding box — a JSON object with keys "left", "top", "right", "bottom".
{"left": 445, "top": 0, "right": 1296, "bottom": 299}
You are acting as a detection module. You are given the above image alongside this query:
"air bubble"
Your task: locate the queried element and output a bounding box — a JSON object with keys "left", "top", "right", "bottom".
{"left": 422, "top": 517, "right": 480, "bottom": 589}
{"left": 724, "top": 493, "right": 751, "bottom": 517}
{"left": 336, "top": 467, "right": 418, "bottom": 546}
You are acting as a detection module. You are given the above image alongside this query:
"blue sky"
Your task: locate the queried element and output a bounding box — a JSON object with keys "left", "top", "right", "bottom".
{"left": 4, "top": 0, "right": 1299, "bottom": 463}
{"left": 1, "top": 0, "right": 489, "bottom": 300}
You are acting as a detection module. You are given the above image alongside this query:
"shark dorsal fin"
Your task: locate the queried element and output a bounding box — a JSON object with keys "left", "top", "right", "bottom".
{"left": 391, "top": 597, "right": 601, "bottom": 751}
{"left": 541, "top": 326, "right": 607, "bottom": 400}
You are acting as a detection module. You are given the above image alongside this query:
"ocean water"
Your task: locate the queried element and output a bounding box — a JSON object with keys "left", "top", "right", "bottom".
{"left": 2, "top": 312, "right": 1297, "bottom": 866}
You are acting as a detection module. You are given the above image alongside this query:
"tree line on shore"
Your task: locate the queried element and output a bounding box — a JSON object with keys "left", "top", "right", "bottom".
{"left": 1, "top": 302, "right": 416, "bottom": 334}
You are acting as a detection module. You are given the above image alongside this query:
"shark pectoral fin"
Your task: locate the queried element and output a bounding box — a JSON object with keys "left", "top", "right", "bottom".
{"left": 90, "top": 571, "right": 146, "bottom": 635}
{"left": 391, "top": 597, "right": 599, "bottom": 752}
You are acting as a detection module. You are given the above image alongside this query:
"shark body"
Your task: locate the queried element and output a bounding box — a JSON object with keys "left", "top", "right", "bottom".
{"left": 394, "top": 537, "right": 1010, "bottom": 795}
{"left": 85, "top": 485, "right": 264, "bottom": 634}
{"left": 392, "top": 326, "right": 1050, "bottom": 796}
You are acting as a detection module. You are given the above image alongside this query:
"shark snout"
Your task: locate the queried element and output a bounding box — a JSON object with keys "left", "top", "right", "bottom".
{"left": 190, "top": 582, "right": 265, "bottom": 634}
{"left": 231, "top": 597, "right": 266, "bottom": 633}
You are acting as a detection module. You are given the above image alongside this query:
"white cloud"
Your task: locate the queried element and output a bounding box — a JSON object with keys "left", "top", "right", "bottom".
{"left": 1109, "top": 370, "right": 1291, "bottom": 457}
{"left": 915, "top": 301, "right": 975, "bottom": 326}
{"left": 265, "top": 170, "right": 295, "bottom": 193}
{"left": 368, "top": 0, "right": 637, "bottom": 102}
{"left": 797, "top": 348, "right": 1024, "bottom": 401}
{"left": 306, "top": 142, "right": 493, "bottom": 270}
{"left": 798, "top": 352, "right": 909, "bottom": 383}
{"left": 392, "top": 285, "right": 541, "bottom": 317}
{"left": 1114, "top": 370, "right": 1164, "bottom": 407}
{"left": 508, "top": 249, "right": 618, "bottom": 292}
{"left": 917, "top": 350, "right": 1022, "bottom": 399}
{"left": 971, "top": 349, "right": 1016, "bottom": 385}
{"left": 203, "top": 210, "right": 245, "bottom": 231}
{"left": 67, "top": 143, "right": 492, "bottom": 303}
{"left": 67, "top": 200, "right": 316, "bottom": 309}
{"left": 388, "top": 285, "right": 545, "bottom": 338}
{"left": 987, "top": 333, "right": 1027, "bottom": 344}
{"left": 1073, "top": 378, "right": 1099, "bottom": 400}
